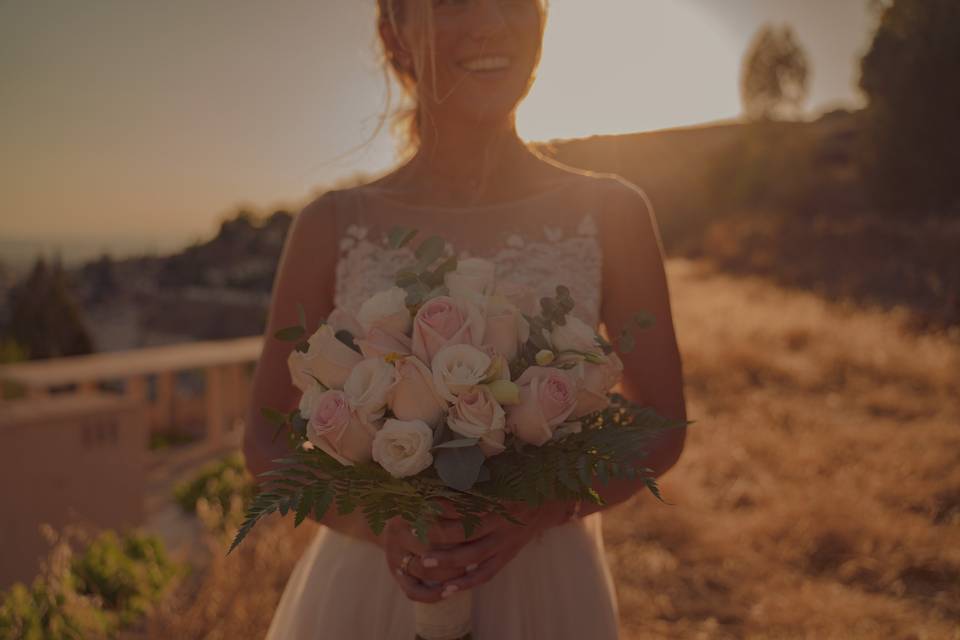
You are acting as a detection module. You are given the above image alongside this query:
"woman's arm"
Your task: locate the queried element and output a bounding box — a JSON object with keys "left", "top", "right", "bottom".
{"left": 576, "top": 175, "right": 688, "bottom": 517}
{"left": 242, "top": 190, "right": 383, "bottom": 547}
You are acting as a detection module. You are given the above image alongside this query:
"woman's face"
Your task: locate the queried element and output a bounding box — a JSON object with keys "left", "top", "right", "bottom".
{"left": 400, "top": 0, "right": 544, "bottom": 126}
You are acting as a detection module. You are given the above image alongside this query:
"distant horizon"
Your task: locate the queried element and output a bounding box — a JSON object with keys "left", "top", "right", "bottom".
{"left": 1, "top": 0, "right": 875, "bottom": 246}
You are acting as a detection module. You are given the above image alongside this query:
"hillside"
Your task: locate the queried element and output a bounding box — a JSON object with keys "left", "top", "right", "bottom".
{"left": 125, "top": 257, "right": 960, "bottom": 639}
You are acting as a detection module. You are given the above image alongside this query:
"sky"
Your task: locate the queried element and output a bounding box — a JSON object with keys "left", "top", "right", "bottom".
{"left": 0, "top": 0, "right": 876, "bottom": 265}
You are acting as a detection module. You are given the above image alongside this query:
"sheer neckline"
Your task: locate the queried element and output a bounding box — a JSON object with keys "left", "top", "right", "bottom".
{"left": 355, "top": 176, "right": 581, "bottom": 213}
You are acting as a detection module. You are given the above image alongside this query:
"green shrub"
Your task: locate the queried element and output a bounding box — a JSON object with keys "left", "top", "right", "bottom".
{"left": 173, "top": 451, "right": 255, "bottom": 540}
{"left": 0, "top": 530, "right": 181, "bottom": 639}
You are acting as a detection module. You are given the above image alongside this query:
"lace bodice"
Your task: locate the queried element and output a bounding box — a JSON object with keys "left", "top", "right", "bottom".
{"left": 330, "top": 179, "right": 607, "bottom": 327}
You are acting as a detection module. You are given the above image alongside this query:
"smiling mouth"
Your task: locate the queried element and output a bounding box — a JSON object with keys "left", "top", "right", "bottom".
{"left": 458, "top": 56, "right": 512, "bottom": 73}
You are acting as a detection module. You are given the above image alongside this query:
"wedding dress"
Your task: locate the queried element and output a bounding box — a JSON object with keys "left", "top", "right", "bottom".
{"left": 265, "top": 176, "right": 621, "bottom": 640}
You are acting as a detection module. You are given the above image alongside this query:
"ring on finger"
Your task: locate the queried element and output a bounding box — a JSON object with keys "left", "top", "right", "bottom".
{"left": 400, "top": 552, "right": 415, "bottom": 575}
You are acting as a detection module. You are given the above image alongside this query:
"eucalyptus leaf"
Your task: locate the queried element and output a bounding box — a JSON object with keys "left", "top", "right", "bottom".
{"left": 387, "top": 226, "right": 418, "bottom": 249}
{"left": 296, "top": 303, "right": 307, "bottom": 330}
{"left": 433, "top": 437, "right": 481, "bottom": 450}
{"left": 414, "top": 236, "right": 445, "bottom": 267}
{"left": 633, "top": 311, "right": 656, "bottom": 328}
{"left": 395, "top": 269, "right": 419, "bottom": 288}
{"left": 260, "top": 407, "right": 288, "bottom": 426}
{"left": 434, "top": 445, "right": 486, "bottom": 491}
{"left": 274, "top": 325, "right": 305, "bottom": 342}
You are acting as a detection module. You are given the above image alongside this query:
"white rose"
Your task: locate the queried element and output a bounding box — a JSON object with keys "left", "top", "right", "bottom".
{"left": 447, "top": 386, "right": 507, "bottom": 456}
{"left": 343, "top": 357, "right": 398, "bottom": 424}
{"left": 372, "top": 419, "right": 435, "bottom": 478}
{"left": 495, "top": 281, "right": 537, "bottom": 317}
{"left": 445, "top": 257, "right": 497, "bottom": 299}
{"left": 431, "top": 344, "right": 493, "bottom": 402}
{"left": 482, "top": 296, "right": 530, "bottom": 361}
{"left": 550, "top": 315, "right": 602, "bottom": 354}
{"left": 357, "top": 286, "right": 412, "bottom": 338}
{"left": 287, "top": 325, "right": 363, "bottom": 391}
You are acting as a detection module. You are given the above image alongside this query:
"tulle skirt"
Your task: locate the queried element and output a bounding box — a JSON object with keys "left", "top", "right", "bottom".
{"left": 264, "top": 513, "right": 619, "bottom": 640}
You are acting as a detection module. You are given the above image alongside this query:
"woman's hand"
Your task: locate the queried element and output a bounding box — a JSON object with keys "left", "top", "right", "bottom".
{"left": 415, "top": 501, "right": 570, "bottom": 597}
{"left": 383, "top": 513, "right": 472, "bottom": 603}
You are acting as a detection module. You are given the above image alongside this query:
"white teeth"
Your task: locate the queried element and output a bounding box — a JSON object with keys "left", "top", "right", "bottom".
{"left": 459, "top": 56, "right": 511, "bottom": 72}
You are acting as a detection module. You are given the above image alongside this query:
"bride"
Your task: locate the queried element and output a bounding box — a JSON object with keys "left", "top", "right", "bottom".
{"left": 243, "top": 0, "right": 687, "bottom": 638}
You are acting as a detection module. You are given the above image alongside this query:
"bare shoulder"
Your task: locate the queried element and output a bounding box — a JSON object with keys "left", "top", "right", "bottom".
{"left": 533, "top": 159, "right": 653, "bottom": 214}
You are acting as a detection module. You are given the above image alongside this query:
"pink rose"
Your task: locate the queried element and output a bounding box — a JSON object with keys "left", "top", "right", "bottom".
{"left": 411, "top": 296, "right": 485, "bottom": 365}
{"left": 482, "top": 297, "right": 530, "bottom": 361}
{"left": 568, "top": 352, "right": 623, "bottom": 418}
{"left": 287, "top": 325, "right": 363, "bottom": 391}
{"left": 355, "top": 327, "right": 412, "bottom": 359}
{"left": 447, "top": 386, "right": 506, "bottom": 457}
{"left": 505, "top": 366, "right": 578, "bottom": 446}
{"left": 390, "top": 356, "right": 447, "bottom": 426}
{"left": 306, "top": 390, "right": 376, "bottom": 466}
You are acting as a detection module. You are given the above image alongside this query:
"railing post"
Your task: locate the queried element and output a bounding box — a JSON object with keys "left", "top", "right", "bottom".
{"left": 205, "top": 365, "right": 224, "bottom": 449}
{"left": 156, "top": 371, "right": 174, "bottom": 431}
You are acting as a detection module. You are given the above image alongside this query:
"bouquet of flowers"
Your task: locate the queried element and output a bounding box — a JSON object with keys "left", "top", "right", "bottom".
{"left": 230, "top": 227, "right": 687, "bottom": 640}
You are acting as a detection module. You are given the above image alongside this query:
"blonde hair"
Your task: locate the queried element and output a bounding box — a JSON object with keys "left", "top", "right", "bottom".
{"left": 375, "top": 0, "right": 549, "bottom": 159}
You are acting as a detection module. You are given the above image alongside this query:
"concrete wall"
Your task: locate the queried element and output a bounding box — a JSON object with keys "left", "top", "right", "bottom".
{"left": 0, "top": 393, "right": 147, "bottom": 589}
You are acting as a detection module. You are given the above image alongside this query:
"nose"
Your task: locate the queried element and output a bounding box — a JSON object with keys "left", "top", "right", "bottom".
{"left": 469, "top": 0, "right": 508, "bottom": 41}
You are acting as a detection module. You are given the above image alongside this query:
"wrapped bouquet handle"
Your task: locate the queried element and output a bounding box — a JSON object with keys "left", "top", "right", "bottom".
{"left": 414, "top": 591, "right": 473, "bottom": 640}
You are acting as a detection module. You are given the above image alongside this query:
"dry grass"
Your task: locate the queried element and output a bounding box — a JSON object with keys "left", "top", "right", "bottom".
{"left": 128, "top": 258, "right": 959, "bottom": 639}
{"left": 609, "top": 259, "right": 960, "bottom": 640}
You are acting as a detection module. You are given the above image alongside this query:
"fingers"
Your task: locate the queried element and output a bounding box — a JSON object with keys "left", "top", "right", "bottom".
{"left": 405, "top": 553, "right": 465, "bottom": 583}
{"left": 420, "top": 532, "right": 500, "bottom": 571}
{"left": 438, "top": 554, "right": 502, "bottom": 593}
{"left": 391, "top": 566, "right": 444, "bottom": 604}
{"left": 424, "top": 511, "right": 511, "bottom": 548}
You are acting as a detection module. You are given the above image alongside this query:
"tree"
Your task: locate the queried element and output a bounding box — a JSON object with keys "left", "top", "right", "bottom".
{"left": 6, "top": 257, "right": 94, "bottom": 360}
{"left": 740, "top": 24, "right": 810, "bottom": 121}
{"left": 859, "top": 0, "right": 960, "bottom": 214}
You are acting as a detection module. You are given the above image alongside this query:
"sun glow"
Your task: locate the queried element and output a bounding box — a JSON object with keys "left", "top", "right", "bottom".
{"left": 517, "top": 0, "right": 742, "bottom": 141}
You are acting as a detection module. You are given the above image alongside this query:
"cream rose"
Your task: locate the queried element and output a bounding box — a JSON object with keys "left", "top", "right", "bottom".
{"left": 372, "top": 419, "right": 435, "bottom": 478}
{"left": 431, "top": 344, "right": 493, "bottom": 402}
{"left": 550, "top": 315, "right": 602, "bottom": 355}
{"left": 447, "top": 386, "right": 506, "bottom": 456}
{"left": 343, "top": 357, "right": 398, "bottom": 424}
{"left": 505, "top": 366, "right": 579, "bottom": 446}
{"left": 355, "top": 327, "right": 412, "bottom": 360}
{"left": 287, "top": 325, "right": 363, "bottom": 391}
{"left": 444, "top": 257, "right": 496, "bottom": 299}
{"left": 567, "top": 352, "right": 623, "bottom": 418}
{"left": 326, "top": 307, "right": 364, "bottom": 338}
{"left": 306, "top": 390, "right": 376, "bottom": 465}
{"left": 357, "top": 286, "right": 412, "bottom": 338}
{"left": 482, "top": 296, "right": 530, "bottom": 361}
{"left": 411, "top": 296, "right": 485, "bottom": 365}
{"left": 391, "top": 356, "right": 448, "bottom": 426}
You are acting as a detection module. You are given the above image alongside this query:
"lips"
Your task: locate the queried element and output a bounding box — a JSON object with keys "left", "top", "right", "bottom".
{"left": 457, "top": 53, "right": 514, "bottom": 72}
